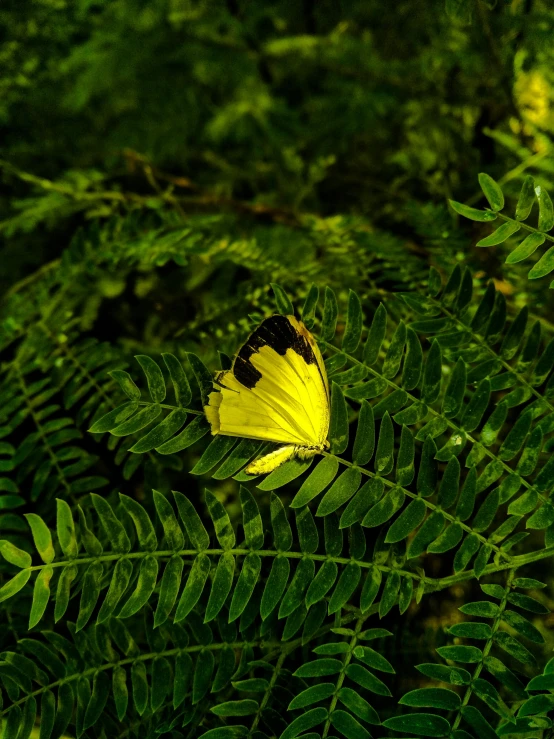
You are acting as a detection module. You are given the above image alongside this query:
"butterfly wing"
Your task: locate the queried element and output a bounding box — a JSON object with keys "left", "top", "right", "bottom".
{"left": 205, "top": 315, "right": 330, "bottom": 449}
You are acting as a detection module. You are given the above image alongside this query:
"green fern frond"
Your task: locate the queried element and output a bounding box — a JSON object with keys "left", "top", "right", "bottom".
{"left": 392, "top": 570, "right": 549, "bottom": 737}
{"left": 91, "top": 269, "right": 554, "bottom": 587}
{"left": 451, "top": 173, "right": 554, "bottom": 285}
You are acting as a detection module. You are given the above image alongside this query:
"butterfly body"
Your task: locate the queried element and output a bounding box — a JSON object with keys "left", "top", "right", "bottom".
{"left": 205, "top": 314, "right": 330, "bottom": 474}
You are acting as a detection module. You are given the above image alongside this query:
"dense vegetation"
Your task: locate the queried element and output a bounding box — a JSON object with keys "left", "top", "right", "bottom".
{"left": 2, "top": 1, "right": 554, "bottom": 737}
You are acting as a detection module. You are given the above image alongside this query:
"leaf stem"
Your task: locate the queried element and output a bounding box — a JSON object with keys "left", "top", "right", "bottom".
{"left": 450, "top": 568, "right": 516, "bottom": 732}
{"left": 322, "top": 614, "right": 368, "bottom": 738}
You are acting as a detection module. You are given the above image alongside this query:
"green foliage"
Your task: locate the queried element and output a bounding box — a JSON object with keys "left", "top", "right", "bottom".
{"left": 3, "top": 1, "right": 554, "bottom": 736}
{"left": 395, "top": 573, "right": 549, "bottom": 737}
{"left": 3, "top": 270, "right": 554, "bottom": 736}
{"left": 452, "top": 173, "right": 554, "bottom": 284}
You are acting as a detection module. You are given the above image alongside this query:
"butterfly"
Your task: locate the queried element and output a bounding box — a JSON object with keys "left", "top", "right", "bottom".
{"left": 204, "top": 314, "right": 330, "bottom": 475}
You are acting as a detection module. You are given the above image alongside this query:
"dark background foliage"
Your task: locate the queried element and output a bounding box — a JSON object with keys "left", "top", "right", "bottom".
{"left": 2, "top": 1, "right": 554, "bottom": 738}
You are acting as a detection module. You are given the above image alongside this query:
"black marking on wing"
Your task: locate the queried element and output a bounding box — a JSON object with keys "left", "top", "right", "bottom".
{"left": 214, "top": 371, "right": 238, "bottom": 393}
{"left": 233, "top": 356, "right": 262, "bottom": 389}
{"left": 234, "top": 315, "right": 316, "bottom": 389}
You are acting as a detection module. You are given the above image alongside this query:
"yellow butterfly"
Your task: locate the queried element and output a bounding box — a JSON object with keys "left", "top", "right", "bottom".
{"left": 204, "top": 314, "right": 330, "bottom": 474}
